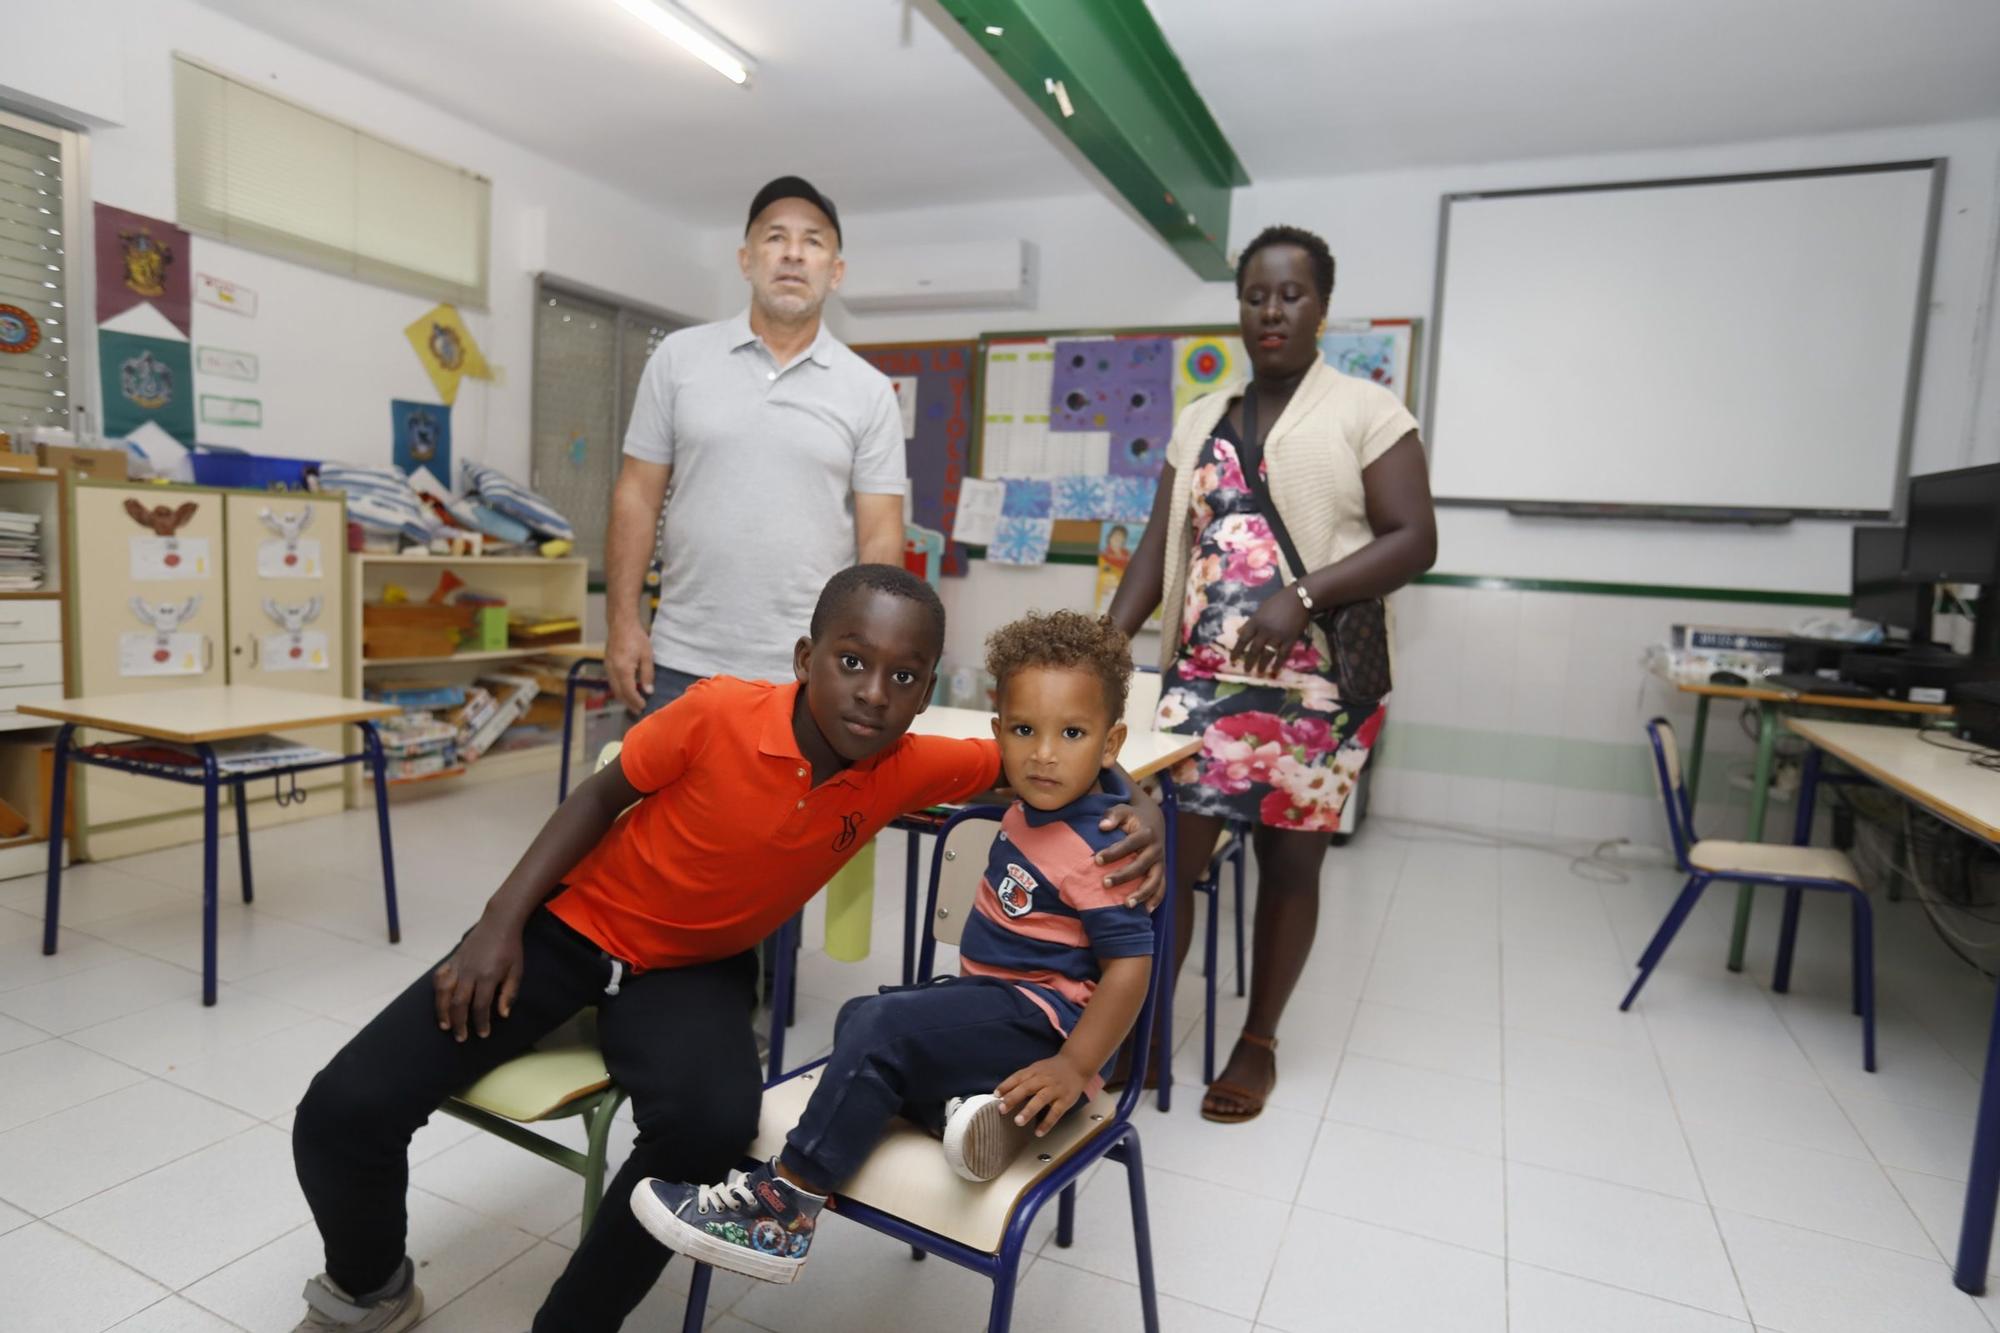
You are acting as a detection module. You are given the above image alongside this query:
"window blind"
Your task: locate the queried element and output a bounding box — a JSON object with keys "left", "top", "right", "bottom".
{"left": 0, "top": 118, "right": 71, "bottom": 434}
{"left": 174, "top": 56, "right": 490, "bottom": 308}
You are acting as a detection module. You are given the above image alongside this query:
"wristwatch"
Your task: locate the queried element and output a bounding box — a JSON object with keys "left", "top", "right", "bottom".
{"left": 1292, "top": 584, "right": 1315, "bottom": 611}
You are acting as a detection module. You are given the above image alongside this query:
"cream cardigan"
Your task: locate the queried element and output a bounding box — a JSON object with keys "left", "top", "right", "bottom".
{"left": 1156, "top": 356, "right": 1419, "bottom": 673}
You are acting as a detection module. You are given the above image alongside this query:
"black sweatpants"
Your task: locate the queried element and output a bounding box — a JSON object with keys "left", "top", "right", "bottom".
{"left": 779, "top": 976, "right": 1065, "bottom": 1190}
{"left": 293, "top": 908, "right": 762, "bottom": 1333}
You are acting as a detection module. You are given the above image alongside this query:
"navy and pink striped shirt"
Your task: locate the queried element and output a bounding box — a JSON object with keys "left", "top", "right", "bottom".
{"left": 958, "top": 770, "right": 1157, "bottom": 1035}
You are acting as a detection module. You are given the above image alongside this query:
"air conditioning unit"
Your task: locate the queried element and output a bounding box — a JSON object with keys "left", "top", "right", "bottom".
{"left": 837, "top": 239, "right": 1036, "bottom": 313}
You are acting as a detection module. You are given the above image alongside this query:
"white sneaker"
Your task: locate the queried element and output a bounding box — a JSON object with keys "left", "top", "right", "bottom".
{"left": 942, "top": 1094, "right": 1032, "bottom": 1183}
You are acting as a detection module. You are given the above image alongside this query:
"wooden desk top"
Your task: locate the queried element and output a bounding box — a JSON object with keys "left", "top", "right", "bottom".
{"left": 1787, "top": 717, "right": 2000, "bottom": 843}
{"left": 1676, "top": 680, "right": 1953, "bottom": 717}
{"left": 909, "top": 706, "right": 1200, "bottom": 782}
{"left": 537, "top": 642, "right": 606, "bottom": 662}
{"left": 20, "top": 687, "right": 401, "bottom": 745}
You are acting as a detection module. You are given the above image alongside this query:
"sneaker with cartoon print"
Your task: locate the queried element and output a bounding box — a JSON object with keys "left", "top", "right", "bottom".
{"left": 631, "top": 1160, "right": 824, "bottom": 1284}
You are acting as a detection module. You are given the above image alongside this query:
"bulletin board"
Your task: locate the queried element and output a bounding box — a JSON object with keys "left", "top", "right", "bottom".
{"left": 853, "top": 339, "right": 977, "bottom": 577}
{"left": 968, "top": 318, "right": 1420, "bottom": 562}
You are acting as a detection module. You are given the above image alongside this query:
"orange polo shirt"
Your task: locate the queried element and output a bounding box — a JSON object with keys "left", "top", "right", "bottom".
{"left": 547, "top": 677, "right": 1000, "bottom": 971}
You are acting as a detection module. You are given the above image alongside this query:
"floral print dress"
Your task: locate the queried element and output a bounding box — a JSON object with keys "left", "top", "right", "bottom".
{"left": 1157, "top": 421, "right": 1384, "bottom": 832}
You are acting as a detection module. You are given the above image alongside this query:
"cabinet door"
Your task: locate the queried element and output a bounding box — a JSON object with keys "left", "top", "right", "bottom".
{"left": 226, "top": 493, "right": 348, "bottom": 789}
{"left": 70, "top": 484, "right": 227, "bottom": 824}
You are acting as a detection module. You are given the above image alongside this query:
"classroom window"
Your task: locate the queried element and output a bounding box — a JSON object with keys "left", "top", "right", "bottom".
{"left": 530, "top": 280, "right": 685, "bottom": 580}
{"left": 0, "top": 106, "right": 86, "bottom": 437}
{"left": 173, "top": 55, "right": 491, "bottom": 308}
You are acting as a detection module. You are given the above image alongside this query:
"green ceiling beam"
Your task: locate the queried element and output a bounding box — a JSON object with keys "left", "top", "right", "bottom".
{"left": 937, "top": 0, "right": 1249, "bottom": 280}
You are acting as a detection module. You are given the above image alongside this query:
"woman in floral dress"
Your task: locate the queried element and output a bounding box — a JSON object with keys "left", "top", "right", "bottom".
{"left": 1109, "top": 225, "right": 1437, "bottom": 1122}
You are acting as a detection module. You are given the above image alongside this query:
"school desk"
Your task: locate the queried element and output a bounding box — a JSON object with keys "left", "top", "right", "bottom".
{"left": 1785, "top": 717, "right": 2000, "bottom": 1294}
{"left": 25, "top": 686, "right": 403, "bottom": 1005}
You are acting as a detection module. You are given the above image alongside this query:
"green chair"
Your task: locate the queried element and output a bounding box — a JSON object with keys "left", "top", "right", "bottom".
{"left": 440, "top": 1012, "right": 630, "bottom": 1230}
{"left": 439, "top": 741, "right": 630, "bottom": 1229}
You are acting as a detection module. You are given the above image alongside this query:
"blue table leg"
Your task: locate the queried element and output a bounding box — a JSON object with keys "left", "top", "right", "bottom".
{"left": 233, "top": 780, "right": 253, "bottom": 904}
{"left": 1959, "top": 970, "right": 2000, "bottom": 1293}
{"left": 358, "top": 721, "right": 402, "bottom": 944}
{"left": 198, "top": 745, "right": 220, "bottom": 1007}
{"left": 40, "top": 722, "right": 74, "bottom": 956}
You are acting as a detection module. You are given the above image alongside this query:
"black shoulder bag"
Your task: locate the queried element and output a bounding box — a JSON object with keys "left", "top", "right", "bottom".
{"left": 1235, "top": 390, "right": 1393, "bottom": 707}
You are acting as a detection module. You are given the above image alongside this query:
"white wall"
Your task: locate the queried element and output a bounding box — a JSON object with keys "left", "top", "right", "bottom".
{"left": 829, "top": 117, "right": 2000, "bottom": 597}
{"left": 5, "top": 0, "right": 727, "bottom": 479}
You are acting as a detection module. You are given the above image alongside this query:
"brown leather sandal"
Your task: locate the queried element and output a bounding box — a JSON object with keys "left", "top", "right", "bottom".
{"left": 1201, "top": 1032, "right": 1278, "bottom": 1124}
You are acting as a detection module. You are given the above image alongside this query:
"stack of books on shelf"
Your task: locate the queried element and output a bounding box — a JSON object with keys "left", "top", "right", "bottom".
{"left": 0, "top": 510, "right": 44, "bottom": 591}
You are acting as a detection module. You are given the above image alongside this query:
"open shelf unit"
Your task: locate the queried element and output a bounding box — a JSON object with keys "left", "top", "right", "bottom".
{"left": 344, "top": 552, "right": 589, "bottom": 804}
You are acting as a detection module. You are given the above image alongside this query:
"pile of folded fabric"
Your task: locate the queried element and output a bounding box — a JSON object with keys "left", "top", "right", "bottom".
{"left": 318, "top": 463, "right": 439, "bottom": 549}
{"left": 459, "top": 460, "right": 575, "bottom": 543}
{"left": 315, "top": 458, "right": 577, "bottom": 556}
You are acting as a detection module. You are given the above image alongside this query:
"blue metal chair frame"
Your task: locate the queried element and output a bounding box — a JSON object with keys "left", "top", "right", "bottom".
{"left": 556, "top": 655, "right": 612, "bottom": 802}
{"left": 1620, "top": 718, "right": 1877, "bottom": 1071}
{"left": 681, "top": 790, "right": 1177, "bottom": 1333}
{"left": 40, "top": 718, "right": 400, "bottom": 1006}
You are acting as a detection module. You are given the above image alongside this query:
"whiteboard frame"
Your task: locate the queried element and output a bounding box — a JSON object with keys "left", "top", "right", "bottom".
{"left": 1421, "top": 159, "right": 1946, "bottom": 522}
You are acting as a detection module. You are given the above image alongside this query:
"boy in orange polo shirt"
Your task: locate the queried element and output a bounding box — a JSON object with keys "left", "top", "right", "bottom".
{"left": 287, "top": 566, "right": 1164, "bottom": 1333}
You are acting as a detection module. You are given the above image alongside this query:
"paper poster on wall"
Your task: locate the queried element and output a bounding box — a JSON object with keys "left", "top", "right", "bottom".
{"left": 130, "top": 536, "right": 211, "bottom": 580}
{"left": 196, "top": 347, "right": 258, "bottom": 381}
{"left": 95, "top": 204, "right": 192, "bottom": 336}
{"left": 1049, "top": 337, "right": 1173, "bottom": 479}
{"left": 889, "top": 375, "right": 920, "bottom": 439}
{"left": 99, "top": 331, "right": 195, "bottom": 444}
{"left": 988, "top": 516, "right": 1053, "bottom": 566}
{"left": 200, "top": 394, "right": 262, "bottom": 427}
{"left": 390, "top": 400, "right": 452, "bottom": 482}
{"left": 978, "top": 343, "right": 1056, "bottom": 477}
{"left": 119, "top": 631, "right": 203, "bottom": 677}
{"left": 404, "top": 305, "right": 490, "bottom": 405}
{"left": 855, "top": 340, "right": 975, "bottom": 576}
{"left": 123, "top": 596, "right": 203, "bottom": 677}
{"left": 951, "top": 477, "right": 1004, "bottom": 546}
{"left": 1093, "top": 521, "right": 1159, "bottom": 625}
{"left": 260, "top": 597, "right": 327, "bottom": 670}
{"left": 257, "top": 504, "right": 322, "bottom": 578}
{"left": 1317, "top": 320, "right": 1419, "bottom": 406}
{"left": 1173, "top": 335, "right": 1243, "bottom": 416}
{"left": 258, "top": 630, "right": 328, "bottom": 671}
{"left": 195, "top": 273, "right": 258, "bottom": 317}
{"left": 123, "top": 498, "right": 206, "bottom": 578}
{"left": 0, "top": 304, "right": 41, "bottom": 356}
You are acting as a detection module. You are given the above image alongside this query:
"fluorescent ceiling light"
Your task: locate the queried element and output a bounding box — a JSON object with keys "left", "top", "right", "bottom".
{"left": 608, "top": 0, "right": 756, "bottom": 86}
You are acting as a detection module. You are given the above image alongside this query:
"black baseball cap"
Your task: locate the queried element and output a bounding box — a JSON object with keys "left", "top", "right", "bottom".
{"left": 745, "top": 176, "right": 841, "bottom": 246}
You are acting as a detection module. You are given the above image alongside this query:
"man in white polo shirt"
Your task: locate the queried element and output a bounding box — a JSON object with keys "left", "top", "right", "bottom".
{"left": 603, "top": 175, "right": 907, "bottom": 714}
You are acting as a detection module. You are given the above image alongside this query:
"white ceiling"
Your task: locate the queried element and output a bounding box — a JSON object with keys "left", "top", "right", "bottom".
{"left": 195, "top": 0, "right": 2000, "bottom": 228}
{"left": 190, "top": 0, "right": 1088, "bottom": 228}
{"left": 1148, "top": 0, "right": 2000, "bottom": 181}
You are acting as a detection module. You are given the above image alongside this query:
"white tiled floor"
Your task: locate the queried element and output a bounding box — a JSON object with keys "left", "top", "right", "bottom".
{"left": 0, "top": 771, "right": 1997, "bottom": 1329}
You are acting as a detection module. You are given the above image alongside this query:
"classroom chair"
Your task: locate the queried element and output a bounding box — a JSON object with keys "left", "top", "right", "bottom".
{"left": 679, "top": 801, "right": 1172, "bottom": 1333}
{"left": 441, "top": 742, "right": 803, "bottom": 1236}
{"left": 1621, "top": 717, "right": 1878, "bottom": 1070}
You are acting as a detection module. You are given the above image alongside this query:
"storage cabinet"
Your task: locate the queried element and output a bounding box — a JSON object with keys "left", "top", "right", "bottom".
{"left": 65, "top": 482, "right": 347, "bottom": 853}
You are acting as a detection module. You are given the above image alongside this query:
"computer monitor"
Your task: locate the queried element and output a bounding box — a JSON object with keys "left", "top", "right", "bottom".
{"left": 1905, "top": 464, "right": 2000, "bottom": 582}
{"left": 1851, "top": 525, "right": 1928, "bottom": 636}
{"left": 1904, "top": 463, "right": 2000, "bottom": 660}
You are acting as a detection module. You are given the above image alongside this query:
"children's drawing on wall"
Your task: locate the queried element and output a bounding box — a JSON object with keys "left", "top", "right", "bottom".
{"left": 257, "top": 505, "right": 322, "bottom": 578}
{"left": 124, "top": 499, "right": 209, "bottom": 580}
{"left": 259, "top": 597, "right": 328, "bottom": 671}
{"left": 121, "top": 596, "right": 204, "bottom": 676}
{"left": 1093, "top": 522, "right": 1159, "bottom": 624}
